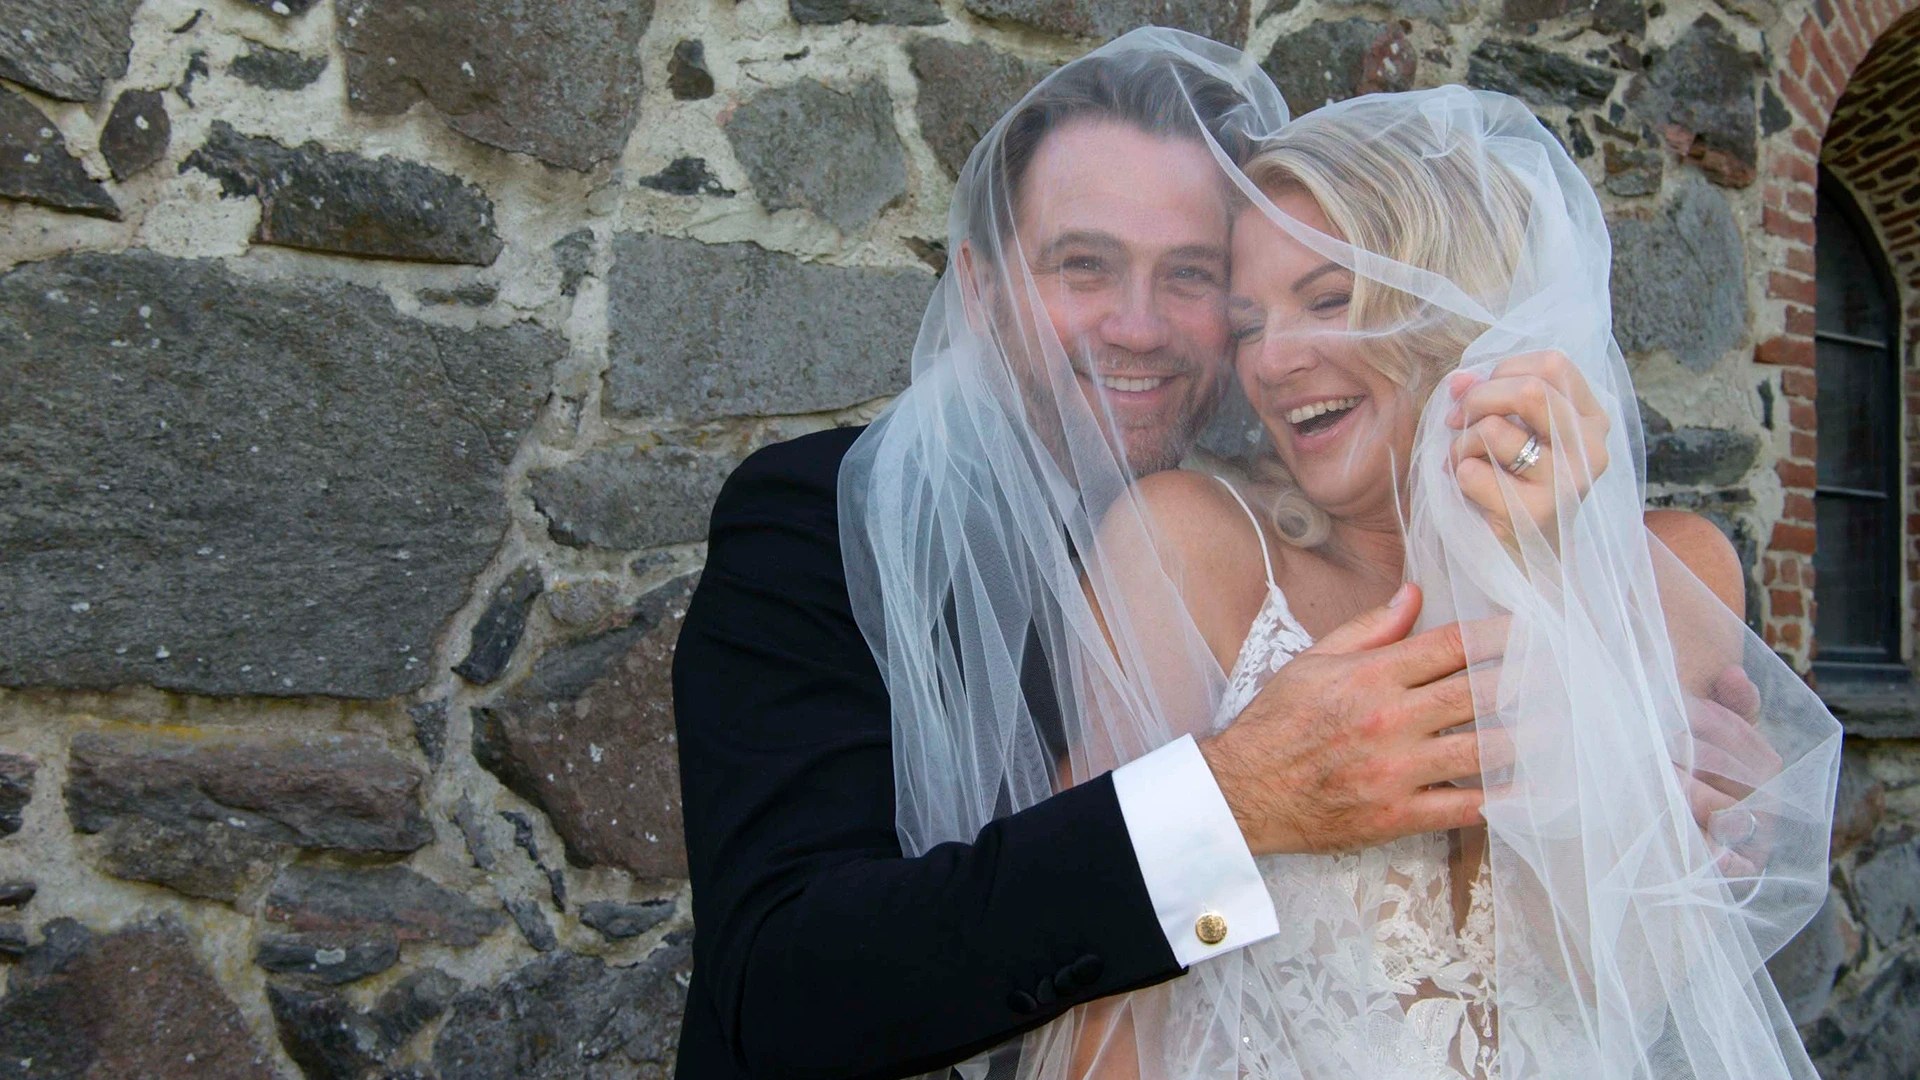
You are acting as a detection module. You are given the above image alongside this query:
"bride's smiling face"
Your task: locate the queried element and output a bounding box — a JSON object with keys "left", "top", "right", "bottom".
{"left": 1228, "top": 190, "right": 1420, "bottom": 524}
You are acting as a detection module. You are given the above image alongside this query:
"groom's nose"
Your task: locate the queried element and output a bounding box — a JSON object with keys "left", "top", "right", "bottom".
{"left": 1095, "top": 276, "right": 1171, "bottom": 355}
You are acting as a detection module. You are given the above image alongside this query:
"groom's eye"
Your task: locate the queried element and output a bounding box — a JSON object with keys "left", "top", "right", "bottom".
{"left": 1058, "top": 255, "right": 1111, "bottom": 284}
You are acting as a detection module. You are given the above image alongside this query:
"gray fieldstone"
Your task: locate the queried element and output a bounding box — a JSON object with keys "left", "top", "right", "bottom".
{"left": 0, "top": 917, "right": 274, "bottom": 1079}
{"left": 604, "top": 233, "right": 932, "bottom": 424}
{"left": 0, "top": 751, "right": 33, "bottom": 837}
{"left": 337, "top": 0, "right": 653, "bottom": 172}
{"left": 454, "top": 565, "right": 543, "bottom": 685}
{"left": 961, "top": 0, "right": 1250, "bottom": 44}
{"left": 241, "top": 0, "right": 322, "bottom": 14}
{"left": 0, "top": 0, "right": 139, "bottom": 102}
{"left": 265, "top": 864, "right": 504, "bottom": 949}
{"left": 503, "top": 895, "right": 558, "bottom": 952}
{"left": 545, "top": 579, "right": 628, "bottom": 634}
{"left": 1466, "top": 39, "right": 1615, "bottom": 109}
{"left": 66, "top": 730, "right": 432, "bottom": 900}
{"left": 1608, "top": 174, "right": 1746, "bottom": 370}
{"left": 1603, "top": 141, "right": 1662, "bottom": 197}
{"left": 408, "top": 699, "right": 449, "bottom": 765}
{"left": 1644, "top": 426, "right": 1759, "bottom": 487}
{"left": 1765, "top": 890, "right": 1844, "bottom": 1026}
{"left": 268, "top": 968, "right": 459, "bottom": 1080}
{"left": 183, "top": 121, "right": 502, "bottom": 265}
{"left": 1832, "top": 748, "right": 1886, "bottom": 855}
{"left": 455, "top": 795, "right": 498, "bottom": 870}
{"left": 1808, "top": 951, "right": 1920, "bottom": 1079}
{"left": 638, "top": 156, "right": 734, "bottom": 198}
{"left": 432, "top": 939, "right": 692, "bottom": 1079}
{"left": 554, "top": 228, "right": 595, "bottom": 297}
{"left": 0, "top": 251, "right": 562, "bottom": 698}
{"left": 92, "top": 815, "right": 282, "bottom": 902}
{"left": 255, "top": 931, "right": 401, "bottom": 985}
{"left": 99, "top": 89, "right": 170, "bottom": 181}
{"left": 418, "top": 281, "right": 498, "bottom": 307}
{"left": 580, "top": 899, "right": 673, "bottom": 941}
{"left": 667, "top": 40, "right": 714, "bottom": 101}
{"left": 1263, "top": 19, "right": 1416, "bottom": 109}
{"left": 726, "top": 80, "right": 906, "bottom": 233}
{"left": 1850, "top": 833, "right": 1920, "bottom": 948}
{"left": 0, "top": 88, "right": 119, "bottom": 219}
{"left": 1500, "top": 0, "right": 1644, "bottom": 34}
{"left": 229, "top": 43, "right": 328, "bottom": 91}
{"left": 910, "top": 39, "right": 1055, "bottom": 179}
{"left": 471, "top": 573, "right": 698, "bottom": 879}
{"left": 530, "top": 440, "right": 751, "bottom": 551}
{"left": 792, "top": 0, "right": 946, "bottom": 24}
{"left": 1627, "top": 15, "right": 1761, "bottom": 187}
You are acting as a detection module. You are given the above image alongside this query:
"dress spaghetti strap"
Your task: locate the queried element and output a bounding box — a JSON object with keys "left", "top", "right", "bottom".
{"left": 1210, "top": 475, "right": 1278, "bottom": 592}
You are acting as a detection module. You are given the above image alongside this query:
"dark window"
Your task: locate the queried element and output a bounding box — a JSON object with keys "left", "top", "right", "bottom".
{"left": 1813, "top": 171, "right": 1904, "bottom": 675}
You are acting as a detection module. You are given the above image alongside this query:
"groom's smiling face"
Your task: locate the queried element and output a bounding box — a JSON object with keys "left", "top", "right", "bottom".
{"left": 989, "top": 119, "right": 1235, "bottom": 477}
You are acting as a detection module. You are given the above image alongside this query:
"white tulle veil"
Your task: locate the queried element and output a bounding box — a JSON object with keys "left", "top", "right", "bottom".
{"left": 837, "top": 27, "right": 1841, "bottom": 1079}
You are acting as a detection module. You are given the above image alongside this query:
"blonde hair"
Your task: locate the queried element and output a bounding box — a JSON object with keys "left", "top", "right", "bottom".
{"left": 1236, "top": 105, "right": 1535, "bottom": 547}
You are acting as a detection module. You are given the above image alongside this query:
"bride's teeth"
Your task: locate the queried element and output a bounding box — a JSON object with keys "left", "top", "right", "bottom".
{"left": 1099, "top": 376, "right": 1168, "bottom": 393}
{"left": 1284, "top": 396, "right": 1363, "bottom": 426}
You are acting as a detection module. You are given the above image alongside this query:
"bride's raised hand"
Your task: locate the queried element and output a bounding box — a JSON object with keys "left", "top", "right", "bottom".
{"left": 1443, "top": 349, "right": 1612, "bottom": 548}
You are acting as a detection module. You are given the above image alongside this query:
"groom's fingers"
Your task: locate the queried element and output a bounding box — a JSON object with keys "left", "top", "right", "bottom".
{"left": 1385, "top": 614, "right": 1510, "bottom": 689}
{"left": 1403, "top": 670, "right": 1479, "bottom": 732}
{"left": 1406, "top": 785, "right": 1486, "bottom": 833}
{"left": 1306, "top": 582, "right": 1424, "bottom": 656}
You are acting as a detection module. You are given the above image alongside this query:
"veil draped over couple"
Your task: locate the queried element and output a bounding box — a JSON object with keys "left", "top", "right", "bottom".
{"left": 838, "top": 28, "right": 1841, "bottom": 1080}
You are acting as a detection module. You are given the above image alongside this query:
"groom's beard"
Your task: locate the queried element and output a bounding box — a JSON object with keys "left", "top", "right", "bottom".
{"left": 1010, "top": 341, "right": 1229, "bottom": 482}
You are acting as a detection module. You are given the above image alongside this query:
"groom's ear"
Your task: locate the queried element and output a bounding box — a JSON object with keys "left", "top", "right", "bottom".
{"left": 955, "top": 239, "right": 993, "bottom": 337}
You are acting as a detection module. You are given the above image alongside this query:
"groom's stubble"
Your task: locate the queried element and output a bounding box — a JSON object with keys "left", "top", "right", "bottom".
{"left": 972, "top": 121, "right": 1237, "bottom": 481}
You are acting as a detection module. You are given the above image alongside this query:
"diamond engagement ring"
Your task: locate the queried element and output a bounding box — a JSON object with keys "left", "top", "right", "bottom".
{"left": 1506, "top": 433, "right": 1542, "bottom": 475}
{"left": 1709, "top": 807, "right": 1759, "bottom": 847}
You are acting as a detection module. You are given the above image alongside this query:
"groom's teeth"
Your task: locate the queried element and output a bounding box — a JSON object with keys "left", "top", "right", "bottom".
{"left": 1099, "top": 375, "right": 1169, "bottom": 393}
{"left": 1285, "top": 396, "right": 1363, "bottom": 426}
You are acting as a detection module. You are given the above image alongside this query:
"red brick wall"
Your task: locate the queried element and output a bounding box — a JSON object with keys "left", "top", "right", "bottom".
{"left": 1759, "top": 0, "right": 1920, "bottom": 668}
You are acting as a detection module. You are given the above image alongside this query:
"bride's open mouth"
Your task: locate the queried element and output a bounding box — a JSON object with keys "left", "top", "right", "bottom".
{"left": 1283, "top": 394, "right": 1365, "bottom": 444}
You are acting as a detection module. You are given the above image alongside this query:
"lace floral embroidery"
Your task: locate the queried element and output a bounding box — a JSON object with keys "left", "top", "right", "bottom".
{"left": 1213, "top": 585, "right": 1498, "bottom": 1079}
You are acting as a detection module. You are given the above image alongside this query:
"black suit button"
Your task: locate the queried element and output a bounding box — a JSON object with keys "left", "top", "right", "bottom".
{"left": 1060, "top": 953, "right": 1104, "bottom": 990}
{"left": 1007, "top": 990, "right": 1039, "bottom": 1014}
{"left": 1033, "top": 976, "right": 1058, "bottom": 1007}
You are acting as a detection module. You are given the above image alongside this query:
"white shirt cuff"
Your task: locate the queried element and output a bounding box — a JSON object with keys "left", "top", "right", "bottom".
{"left": 1111, "top": 734, "right": 1279, "bottom": 967}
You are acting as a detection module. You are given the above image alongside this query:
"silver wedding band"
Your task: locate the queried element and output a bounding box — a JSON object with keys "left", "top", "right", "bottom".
{"left": 1506, "top": 433, "right": 1542, "bottom": 475}
{"left": 1710, "top": 807, "right": 1759, "bottom": 848}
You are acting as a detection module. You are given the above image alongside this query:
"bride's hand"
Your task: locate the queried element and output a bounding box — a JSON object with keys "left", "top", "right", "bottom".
{"left": 1444, "top": 350, "right": 1611, "bottom": 548}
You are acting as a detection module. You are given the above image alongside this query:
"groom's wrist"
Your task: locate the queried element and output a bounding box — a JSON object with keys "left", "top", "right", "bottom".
{"left": 1196, "top": 730, "right": 1288, "bottom": 858}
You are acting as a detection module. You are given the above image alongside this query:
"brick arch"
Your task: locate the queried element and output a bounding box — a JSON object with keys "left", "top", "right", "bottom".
{"left": 1754, "top": 0, "right": 1920, "bottom": 668}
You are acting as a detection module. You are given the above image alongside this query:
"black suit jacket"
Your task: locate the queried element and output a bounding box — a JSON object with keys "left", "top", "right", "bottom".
{"left": 672, "top": 426, "right": 1183, "bottom": 1079}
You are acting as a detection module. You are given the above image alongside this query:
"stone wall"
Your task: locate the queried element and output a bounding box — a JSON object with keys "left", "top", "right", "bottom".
{"left": 0, "top": 1, "right": 1914, "bottom": 1076}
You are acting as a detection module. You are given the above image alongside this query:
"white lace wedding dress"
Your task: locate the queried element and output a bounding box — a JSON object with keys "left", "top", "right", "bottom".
{"left": 1204, "top": 478, "right": 1498, "bottom": 1080}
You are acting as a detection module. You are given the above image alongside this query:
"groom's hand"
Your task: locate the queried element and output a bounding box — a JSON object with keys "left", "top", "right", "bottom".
{"left": 1197, "top": 584, "right": 1491, "bottom": 857}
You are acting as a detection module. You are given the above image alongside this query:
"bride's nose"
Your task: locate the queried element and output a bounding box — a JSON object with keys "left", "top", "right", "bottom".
{"left": 1242, "top": 324, "right": 1322, "bottom": 386}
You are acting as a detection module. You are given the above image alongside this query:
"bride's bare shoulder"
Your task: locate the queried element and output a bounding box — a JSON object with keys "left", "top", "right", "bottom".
{"left": 1644, "top": 509, "right": 1743, "bottom": 615}
{"left": 1126, "top": 469, "right": 1267, "bottom": 567}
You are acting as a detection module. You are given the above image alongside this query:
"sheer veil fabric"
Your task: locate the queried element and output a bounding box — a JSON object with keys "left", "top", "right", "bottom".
{"left": 837, "top": 27, "right": 1841, "bottom": 1079}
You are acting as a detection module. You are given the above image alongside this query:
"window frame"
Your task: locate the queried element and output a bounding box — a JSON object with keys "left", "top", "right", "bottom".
{"left": 1811, "top": 168, "right": 1908, "bottom": 681}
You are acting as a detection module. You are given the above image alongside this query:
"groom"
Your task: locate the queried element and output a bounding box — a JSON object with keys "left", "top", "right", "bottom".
{"left": 671, "top": 56, "right": 1489, "bottom": 1079}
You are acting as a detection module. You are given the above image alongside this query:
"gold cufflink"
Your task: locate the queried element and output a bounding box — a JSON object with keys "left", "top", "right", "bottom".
{"left": 1195, "top": 911, "right": 1227, "bottom": 946}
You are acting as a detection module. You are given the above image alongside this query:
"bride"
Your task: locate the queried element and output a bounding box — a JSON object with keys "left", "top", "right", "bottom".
{"left": 840, "top": 28, "right": 1841, "bottom": 1080}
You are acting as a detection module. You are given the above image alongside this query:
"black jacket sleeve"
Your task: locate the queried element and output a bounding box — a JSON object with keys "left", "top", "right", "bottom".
{"left": 672, "top": 428, "right": 1183, "bottom": 1080}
